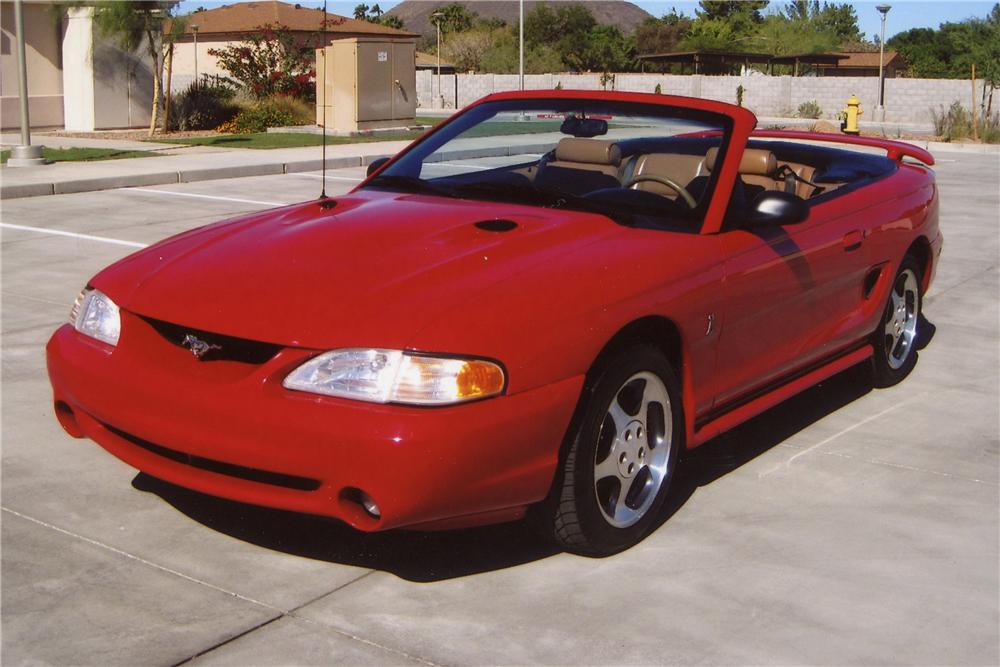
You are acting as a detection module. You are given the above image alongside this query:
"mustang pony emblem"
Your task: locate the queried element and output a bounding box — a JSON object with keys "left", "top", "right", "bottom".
{"left": 181, "top": 334, "right": 221, "bottom": 359}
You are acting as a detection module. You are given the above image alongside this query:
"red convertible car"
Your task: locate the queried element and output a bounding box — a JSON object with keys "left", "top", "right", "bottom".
{"left": 47, "top": 91, "right": 941, "bottom": 556}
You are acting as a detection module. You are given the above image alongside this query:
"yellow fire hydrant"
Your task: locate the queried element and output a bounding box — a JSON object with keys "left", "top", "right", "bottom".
{"left": 841, "top": 94, "right": 862, "bottom": 135}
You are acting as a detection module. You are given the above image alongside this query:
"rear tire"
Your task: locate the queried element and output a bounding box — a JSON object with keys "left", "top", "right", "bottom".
{"left": 870, "top": 255, "right": 923, "bottom": 387}
{"left": 539, "top": 345, "right": 683, "bottom": 557}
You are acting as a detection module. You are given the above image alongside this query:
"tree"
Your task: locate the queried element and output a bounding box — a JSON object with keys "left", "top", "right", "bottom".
{"left": 682, "top": 0, "right": 767, "bottom": 51}
{"left": 697, "top": 1, "right": 768, "bottom": 24}
{"left": 435, "top": 3, "right": 476, "bottom": 33}
{"left": 636, "top": 11, "right": 694, "bottom": 57}
{"left": 380, "top": 15, "right": 404, "bottom": 30}
{"left": 582, "top": 25, "right": 635, "bottom": 72}
{"left": 442, "top": 26, "right": 495, "bottom": 72}
{"left": 887, "top": 6, "right": 1000, "bottom": 115}
{"left": 353, "top": 4, "right": 369, "bottom": 20}
{"left": 679, "top": 18, "right": 741, "bottom": 51}
{"left": 87, "top": 1, "right": 178, "bottom": 137}
{"left": 525, "top": 3, "right": 596, "bottom": 48}
{"left": 781, "top": 1, "right": 861, "bottom": 44}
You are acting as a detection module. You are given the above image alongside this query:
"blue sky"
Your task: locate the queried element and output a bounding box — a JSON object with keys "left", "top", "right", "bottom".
{"left": 176, "top": 1, "right": 995, "bottom": 42}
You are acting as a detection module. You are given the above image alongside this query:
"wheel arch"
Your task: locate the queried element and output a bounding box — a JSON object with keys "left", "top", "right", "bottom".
{"left": 905, "top": 236, "right": 933, "bottom": 290}
{"left": 587, "top": 316, "right": 684, "bottom": 388}
{"left": 572, "top": 315, "right": 693, "bottom": 452}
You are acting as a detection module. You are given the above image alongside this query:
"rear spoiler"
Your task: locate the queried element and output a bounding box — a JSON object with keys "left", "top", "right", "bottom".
{"left": 752, "top": 130, "right": 935, "bottom": 166}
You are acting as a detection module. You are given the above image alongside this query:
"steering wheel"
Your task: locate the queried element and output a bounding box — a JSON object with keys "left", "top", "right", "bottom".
{"left": 623, "top": 174, "right": 697, "bottom": 209}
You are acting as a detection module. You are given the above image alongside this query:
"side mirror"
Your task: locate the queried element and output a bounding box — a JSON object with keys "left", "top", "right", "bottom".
{"left": 366, "top": 157, "right": 390, "bottom": 176}
{"left": 747, "top": 191, "right": 809, "bottom": 227}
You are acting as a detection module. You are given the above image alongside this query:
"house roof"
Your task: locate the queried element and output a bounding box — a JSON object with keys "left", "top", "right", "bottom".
{"left": 179, "top": 1, "right": 418, "bottom": 38}
{"left": 828, "top": 50, "right": 904, "bottom": 69}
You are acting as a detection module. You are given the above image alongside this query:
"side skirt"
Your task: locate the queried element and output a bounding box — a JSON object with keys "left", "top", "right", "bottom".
{"left": 690, "top": 344, "right": 873, "bottom": 448}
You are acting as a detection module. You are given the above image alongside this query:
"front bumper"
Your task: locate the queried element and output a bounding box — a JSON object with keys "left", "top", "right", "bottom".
{"left": 46, "top": 321, "right": 583, "bottom": 531}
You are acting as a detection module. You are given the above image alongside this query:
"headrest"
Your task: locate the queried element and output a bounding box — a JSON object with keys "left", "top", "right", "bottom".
{"left": 554, "top": 138, "right": 622, "bottom": 166}
{"left": 704, "top": 147, "right": 777, "bottom": 176}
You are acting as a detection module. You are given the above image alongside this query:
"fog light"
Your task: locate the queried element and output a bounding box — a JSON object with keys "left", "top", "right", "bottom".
{"left": 360, "top": 493, "right": 381, "bottom": 518}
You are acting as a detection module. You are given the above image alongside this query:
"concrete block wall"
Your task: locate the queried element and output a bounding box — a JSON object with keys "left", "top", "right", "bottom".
{"left": 416, "top": 70, "right": 985, "bottom": 124}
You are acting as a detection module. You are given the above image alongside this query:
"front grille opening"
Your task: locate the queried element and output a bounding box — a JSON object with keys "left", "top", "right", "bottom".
{"left": 140, "top": 316, "right": 282, "bottom": 364}
{"left": 103, "top": 422, "right": 321, "bottom": 492}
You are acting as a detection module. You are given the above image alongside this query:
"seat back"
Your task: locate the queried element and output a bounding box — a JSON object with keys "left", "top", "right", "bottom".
{"left": 547, "top": 138, "right": 622, "bottom": 176}
{"left": 706, "top": 147, "right": 822, "bottom": 199}
{"left": 535, "top": 138, "right": 623, "bottom": 195}
{"left": 629, "top": 153, "right": 706, "bottom": 198}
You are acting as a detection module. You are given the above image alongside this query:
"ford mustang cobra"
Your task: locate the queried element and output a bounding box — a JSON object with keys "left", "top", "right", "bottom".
{"left": 46, "top": 91, "right": 941, "bottom": 556}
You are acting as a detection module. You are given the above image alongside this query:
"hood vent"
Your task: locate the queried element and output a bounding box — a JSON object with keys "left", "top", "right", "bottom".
{"left": 474, "top": 219, "right": 518, "bottom": 232}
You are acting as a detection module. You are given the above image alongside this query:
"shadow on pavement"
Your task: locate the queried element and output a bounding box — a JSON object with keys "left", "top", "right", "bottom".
{"left": 133, "top": 361, "right": 882, "bottom": 581}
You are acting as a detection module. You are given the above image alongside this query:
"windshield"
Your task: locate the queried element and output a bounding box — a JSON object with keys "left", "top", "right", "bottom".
{"left": 363, "top": 98, "right": 733, "bottom": 232}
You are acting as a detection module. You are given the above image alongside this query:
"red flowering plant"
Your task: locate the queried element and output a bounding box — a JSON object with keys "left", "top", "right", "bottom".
{"left": 208, "top": 23, "right": 327, "bottom": 101}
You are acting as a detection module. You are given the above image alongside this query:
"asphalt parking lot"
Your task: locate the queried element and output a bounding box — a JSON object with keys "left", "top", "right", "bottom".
{"left": 2, "top": 153, "right": 998, "bottom": 666}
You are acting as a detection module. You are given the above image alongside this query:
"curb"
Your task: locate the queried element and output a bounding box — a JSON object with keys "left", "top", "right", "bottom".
{"left": 0, "top": 154, "right": 394, "bottom": 201}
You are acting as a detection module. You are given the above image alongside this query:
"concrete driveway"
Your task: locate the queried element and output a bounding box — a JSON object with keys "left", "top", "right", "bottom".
{"left": 2, "top": 155, "right": 997, "bottom": 665}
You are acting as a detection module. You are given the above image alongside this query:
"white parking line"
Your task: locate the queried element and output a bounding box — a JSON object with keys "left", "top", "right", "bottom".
{"left": 0, "top": 223, "right": 149, "bottom": 248}
{"left": 126, "top": 187, "right": 284, "bottom": 207}
{"left": 289, "top": 173, "right": 364, "bottom": 181}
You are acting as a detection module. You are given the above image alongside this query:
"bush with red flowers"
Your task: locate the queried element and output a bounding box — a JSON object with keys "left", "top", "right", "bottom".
{"left": 208, "top": 24, "right": 317, "bottom": 101}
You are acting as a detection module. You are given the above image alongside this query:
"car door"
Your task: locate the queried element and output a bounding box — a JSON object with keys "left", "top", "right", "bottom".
{"left": 711, "top": 201, "right": 872, "bottom": 409}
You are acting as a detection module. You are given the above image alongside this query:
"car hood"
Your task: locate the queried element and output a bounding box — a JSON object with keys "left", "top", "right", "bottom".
{"left": 93, "top": 190, "right": 619, "bottom": 350}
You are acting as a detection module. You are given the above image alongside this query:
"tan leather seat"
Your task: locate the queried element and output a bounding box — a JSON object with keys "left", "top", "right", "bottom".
{"left": 705, "top": 147, "right": 819, "bottom": 198}
{"left": 534, "top": 138, "right": 624, "bottom": 195}
{"left": 629, "top": 153, "right": 706, "bottom": 198}
{"left": 546, "top": 138, "right": 622, "bottom": 177}
{"left": 704, "top": 147, "right": 779, "bottom": 191}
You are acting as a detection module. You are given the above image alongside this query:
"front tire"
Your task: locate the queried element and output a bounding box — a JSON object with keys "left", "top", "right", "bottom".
{"left": 871, "top": 255, "right": 923, "bottom": 387}
{"left": 541, "top": 345, "right": 683, "bottom": 557}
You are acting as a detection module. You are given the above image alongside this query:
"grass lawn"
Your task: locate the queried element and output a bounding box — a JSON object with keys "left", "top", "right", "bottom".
{"left": 153, "top": 130, "right": 425, "bottom": 149}
{"left": 150, "top": 116, "right": 567, "bottom": 150}
{"left": 0, "top": 147, "right": 155, "bottom": 164}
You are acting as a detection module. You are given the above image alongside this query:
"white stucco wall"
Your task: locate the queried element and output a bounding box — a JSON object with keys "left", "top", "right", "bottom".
{"left": 61, "top": 6, "right": 155, "bottom": 131}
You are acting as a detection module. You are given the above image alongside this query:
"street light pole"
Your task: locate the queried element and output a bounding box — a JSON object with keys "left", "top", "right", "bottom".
{"left": 876, "top": 4, "right": 891, "bottom": 122}
{"left": 432, "top": 12, "right": 442, "bottom": 108}
{"left": 518, "top": 0, "right": 524, "bottom": 91}
{"left": 8, "top": 0, "right": 45, "bottom": 167}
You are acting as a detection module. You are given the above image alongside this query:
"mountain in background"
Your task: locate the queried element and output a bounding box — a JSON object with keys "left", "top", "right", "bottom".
{"left": 386, "top": 1, "right": 653, "bottom": 40}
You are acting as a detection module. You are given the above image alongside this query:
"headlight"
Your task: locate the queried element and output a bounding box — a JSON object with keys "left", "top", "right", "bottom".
{"left": 70, "top": 288, "right": 121, "bottom": 346}
{"left": 283, "top": 348, "right": 505, "bottom": 405}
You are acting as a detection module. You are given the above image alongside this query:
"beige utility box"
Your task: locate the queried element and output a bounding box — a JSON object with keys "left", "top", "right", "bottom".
{"left": 316, "top": 37, "right": 416, "bottom": 133}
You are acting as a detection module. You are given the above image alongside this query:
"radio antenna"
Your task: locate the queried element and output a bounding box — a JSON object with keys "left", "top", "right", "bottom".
{"left": 319, "top": 0, "right": 332, "bottom": 205}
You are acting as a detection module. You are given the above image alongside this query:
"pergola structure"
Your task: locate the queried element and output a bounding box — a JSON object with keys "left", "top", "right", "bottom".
{"left": 637, "top": 50, "right": 848, "bottom": 76}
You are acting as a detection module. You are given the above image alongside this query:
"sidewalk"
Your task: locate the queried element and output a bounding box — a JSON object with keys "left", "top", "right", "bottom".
{"left": 0, "top": 139, "right": 413, "bottom": 199}
{"left": 2, "top": 118, "right": 997, "bottom": 200}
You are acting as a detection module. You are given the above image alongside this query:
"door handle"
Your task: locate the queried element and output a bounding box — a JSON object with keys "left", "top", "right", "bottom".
{"left": 842, "top": 230, "right": 864, "bottom": 251}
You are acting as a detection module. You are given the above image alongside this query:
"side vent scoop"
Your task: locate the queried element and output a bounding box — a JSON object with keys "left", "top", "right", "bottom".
{"left": 474, "top": 219, "right": 518, "bottom": 232}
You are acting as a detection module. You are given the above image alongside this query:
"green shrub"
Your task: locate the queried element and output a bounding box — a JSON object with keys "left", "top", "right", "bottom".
{"left": 169, "top": 79, "right": 240, "bottom": 131}
{"left": 797, "top": 100, "right": 822, "bottom": 119}
{"left": 931, "top": 101, "right": 971, "bottom": 141}
{"left": 230, "top": 96, "right": 312, "bottom": 133}
{"left": 928, "top": 101, "right": 1000, "bottom": 143}
{"left": 980, "top": 112, "right": 1000, "bottom": 143}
